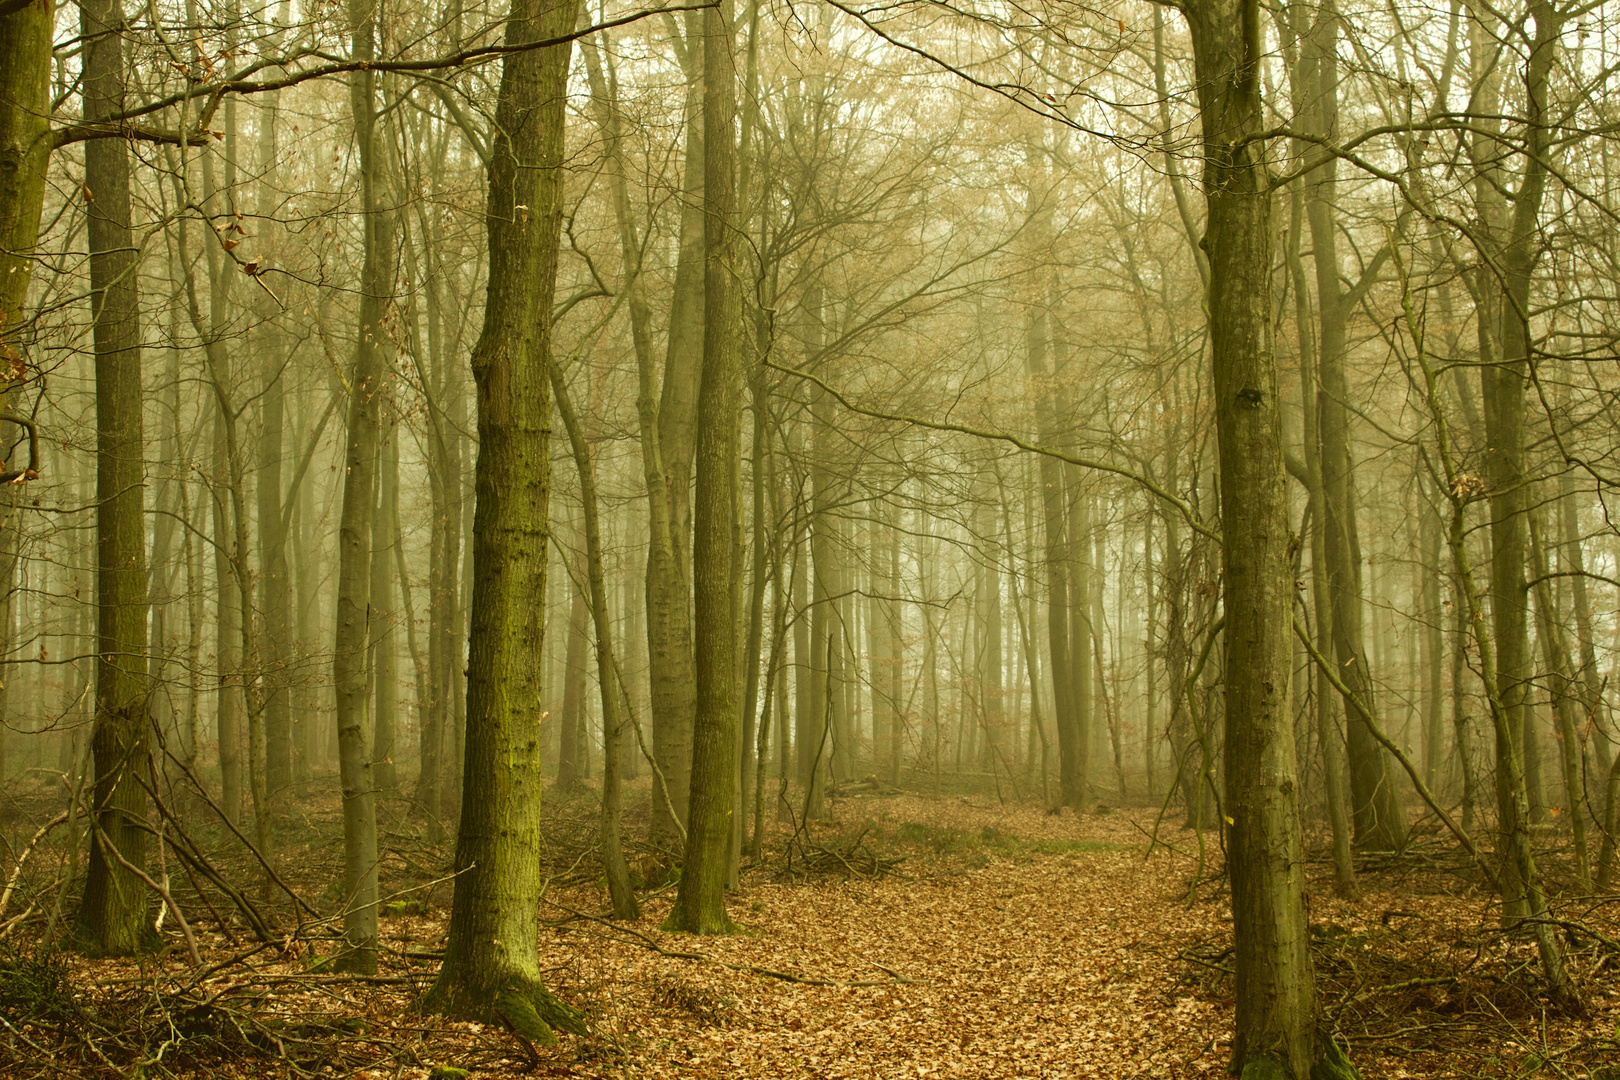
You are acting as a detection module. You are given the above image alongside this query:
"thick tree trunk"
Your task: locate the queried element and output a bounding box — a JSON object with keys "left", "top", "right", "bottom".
{"left": 75, "top": 0, "right": 151, "bottom": 957}
{"left": 424, "top": 0, "right": 587, "bottom": 1040}
{"left": 0, "top": 0, "right": 51, "bottom": 388}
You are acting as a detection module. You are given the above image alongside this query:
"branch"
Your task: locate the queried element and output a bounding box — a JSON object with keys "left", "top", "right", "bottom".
{"left": 86, "top": 4, "right": 720, "bottom": 129}
{"left": 0, "top": 409, "right": 40, "bottom": 484}
{"left": 90, "top": 818, "right": 201, "bottom": 968}
{"left": 0, "top": 811, "right": 67, "bottom": 920}
{"left": 1293, "top": 613, "right": 1497, "bottom": 888}
{"left": 762, "top": 357, "right": 1217, "bottom": 543}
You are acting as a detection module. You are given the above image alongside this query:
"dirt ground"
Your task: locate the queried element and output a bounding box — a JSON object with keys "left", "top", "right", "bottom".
{"left": 2, "top": 789, "right": 1616, "bottom": 1079}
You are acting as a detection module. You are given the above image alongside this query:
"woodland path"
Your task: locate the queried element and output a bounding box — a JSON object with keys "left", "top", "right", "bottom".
{"left": 560, "top": 799, "right": 1219, "bottom": 1079}
{"left": 16, "top": 795, "right": 1618, "bottom": 1078}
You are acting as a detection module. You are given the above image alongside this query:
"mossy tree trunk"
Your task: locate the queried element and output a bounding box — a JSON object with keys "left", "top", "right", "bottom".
{"left": 0, "top": 0, "right": 51, "bottom": 390}
{"left": 423, "top": 0, "right": 587, "bottom": 1041}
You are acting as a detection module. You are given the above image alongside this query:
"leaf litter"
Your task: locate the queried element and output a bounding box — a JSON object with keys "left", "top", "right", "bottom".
{"left": 2, "top": 791, "right": 1617, "bottom": 1079}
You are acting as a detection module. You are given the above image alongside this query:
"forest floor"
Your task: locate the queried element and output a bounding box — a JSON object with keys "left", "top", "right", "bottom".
{"left": 2, "top": 782, "right": 1618, "bottom": 1079}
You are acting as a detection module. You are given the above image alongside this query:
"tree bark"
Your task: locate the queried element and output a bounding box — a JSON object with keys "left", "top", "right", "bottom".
{"left": 1182, "top": 0, "right": 1323, "bottom": 1070}
{"left": 670, "top": 0, "right": 743, "bottom": 934}
{"left": 423, "top": 0, "right": 587, "bottom": 1040}
{"left": 329, "top": 0, "right": 393, "bottom": 972}
{"left": 0, "top": 0, "right": 51, "bottom": 390}
{"left": 75, "top": 0, "right": 151, "bottom": 957}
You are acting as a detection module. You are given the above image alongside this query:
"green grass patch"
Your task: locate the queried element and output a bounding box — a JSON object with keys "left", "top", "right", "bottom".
{"left": 894, "top": 822, "right": 1122, "bottom": 859}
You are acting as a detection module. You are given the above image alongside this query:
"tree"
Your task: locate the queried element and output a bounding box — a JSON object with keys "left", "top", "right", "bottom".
{"left": 75, "top": 0, "right": 152, "bottom": 957}
{"left": 423, "top": 0, "right": 590, "bottom": 1038}
{"left": 669, "top": 0, "right": 744, "bottom": 935}
{"left": 1180, "top": 0, "right": 1327, "bottom": 1070}
{"left": 328, "top": 0, "right": 394, "bottom": 974}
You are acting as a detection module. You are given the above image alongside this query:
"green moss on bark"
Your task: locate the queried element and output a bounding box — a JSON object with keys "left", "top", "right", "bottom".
{"left": 1310, "top": 1037, "right": 1362, "bottom": 1080}
{"left": 494, "top": 980, "right": 589, "bottom": 1043}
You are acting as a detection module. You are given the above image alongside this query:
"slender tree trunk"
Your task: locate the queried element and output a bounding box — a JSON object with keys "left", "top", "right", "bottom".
{"left": 1399, "top": 221, "right": 1580, "bottom": 1005}
{"left": 671, "top": 0, "right": 743, "bottom": 934}
{"left": 557, "top": 535, "right": 590, "bottom": 790}
{"left": 549, "top": 357, "right": 638, "bottom": 919}
{"left": 1294, "top": 0, "right": 1406, "bottom": 851}
{"left": 371, "top": 419, "right": 400, "bottom": 794}
{"left": 329, "top": 0, "right": 394, "bottom": 971}
{"left": 255, "top": 9, "right": 294, "bottom": 804}
{"left": 640, "top": 13, "right": 707, "bottom": 848}
{"left": 733, "top": 375, "right": 770, "bottom": 880}
{"left": 1420, "top": 482, "right": 1445, "bottom": 793}
{"left": 1068, "top": 472, "right": 1093, "bottom": 799}
{"left": 1023, "top": 244, "right": 1081, "bottom": 807}
{"left": 1286, "top": 182, "right": 1357, "bottom": 896}
{"left": 1529, "top": 513, "right": 1590, "bottom": 888}
{"left": 1451, "top": 568, "right": 1477, "bottom": 836}
{"left": 1183, "top": 0, "right": 1324, "bottom": 1069}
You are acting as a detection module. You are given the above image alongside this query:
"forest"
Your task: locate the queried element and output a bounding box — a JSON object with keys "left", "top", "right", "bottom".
{"left": 0, "top": 0, "right": 1618, "bottom": 1074}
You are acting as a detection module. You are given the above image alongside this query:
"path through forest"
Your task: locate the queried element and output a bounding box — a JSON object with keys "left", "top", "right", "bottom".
{"left": 11, "top": 794, "right": 1618, "bottom": 1078}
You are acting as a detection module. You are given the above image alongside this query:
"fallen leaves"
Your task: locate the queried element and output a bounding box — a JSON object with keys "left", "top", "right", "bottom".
{"left": 2, "top": 791, "right": 1616, "bottom": 1079}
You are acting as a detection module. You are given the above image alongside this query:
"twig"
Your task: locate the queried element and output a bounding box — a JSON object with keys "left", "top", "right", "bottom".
{"left": 0, "top": 811, "right": 67, "bottom": 919}
{"left": 91, "top": 819, "right": 201, "bottom": 967}
{"left": 1349, "top": 975, "right": 1458, "bottom": 1003}
{"left": 545, "top": 899, "right": 914, "bottom": 987}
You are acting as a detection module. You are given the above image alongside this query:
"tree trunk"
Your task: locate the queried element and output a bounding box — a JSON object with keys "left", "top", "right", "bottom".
{"left": 75, "top": 0, "right": 151, "bottom": 957}
{"left": 670, "top": 0, "right": 742, "bottom": 934}
{"left": 1022, "top": 236, "right": 1081, "bottom": 808}
{"left": 371, "top": 419, "right": 400, "bottom": 794}
{"left": 1296, "top": 0, "right": 1406, "bottom": 851}
{"left": 1182, "top": 0, "right": 1323, "bottom": 1069}
{"left": 641, "top": 12, "right": 707, "bottom": 848}
{"left": 424, "top": 0, "right": 587, "bottom": 1041}
{"left": 557, "top": 535, "right": 590, "bottom": 790}
{"left": 1286, "top": 179, "right": 1358, "bottom": 897}
{"left": 255, "top": 12, "right": 295, "bottom": 804}
{"left": 549, "top": 356, "right": 638, "bottom": 919}
{"left": 1528, "top": 513, "right": 1590, "bottom": 888}
{"left": 329, "top": 0, "right": 393, "bottom": 972}
{"left": 0, "top": 0, "right": 51, "bottom": 392}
